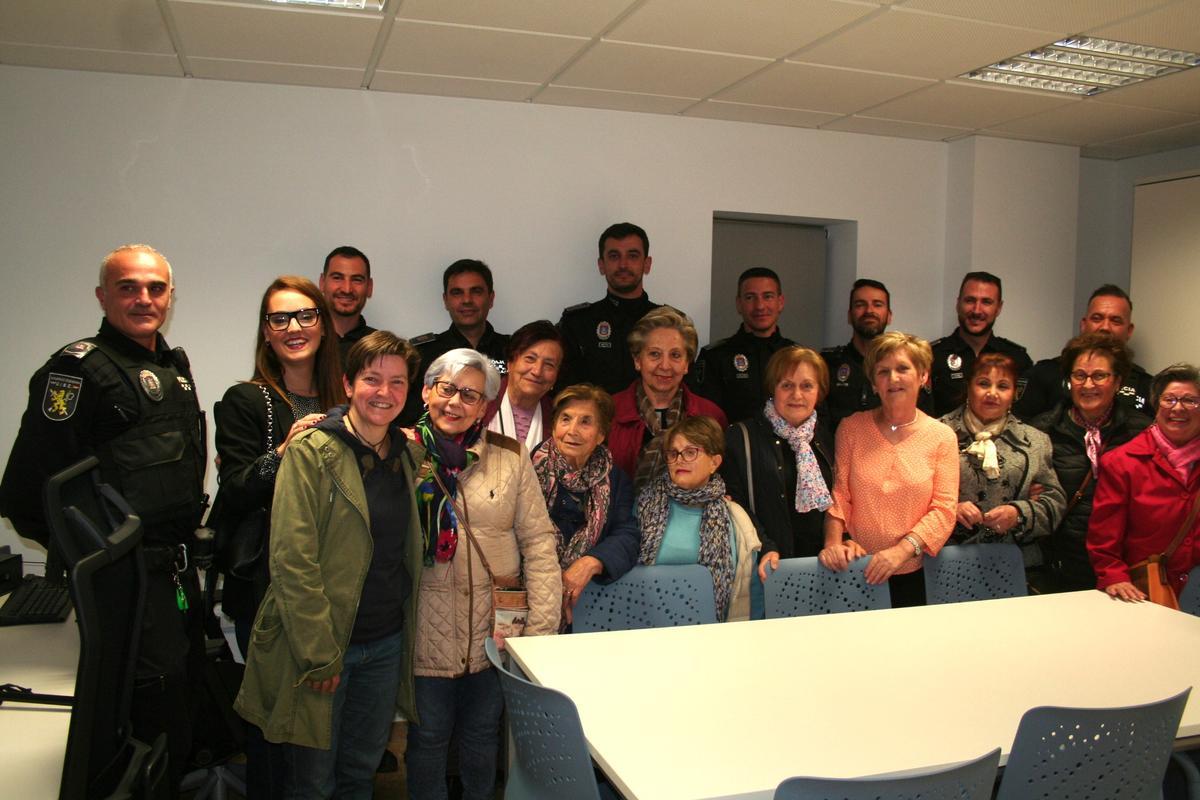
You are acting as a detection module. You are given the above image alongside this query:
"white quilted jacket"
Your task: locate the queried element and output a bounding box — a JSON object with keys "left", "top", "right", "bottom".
{"left": 414, "top": 431, "right": 562, "bottom": 677}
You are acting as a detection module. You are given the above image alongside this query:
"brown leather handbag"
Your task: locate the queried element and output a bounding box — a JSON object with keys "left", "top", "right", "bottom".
{"left": 1127, "top": 491, "right": 1200, "bottom": 610}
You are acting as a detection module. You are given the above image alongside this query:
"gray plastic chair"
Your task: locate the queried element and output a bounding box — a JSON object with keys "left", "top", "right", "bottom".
{"left": 923, "top": 543, "right": 1027, "bottom": 604}
{"left": 995, "top": 687, "right": 1191, "bottom": 800}
{"left": 774, "top": 747, "right": 1000, "bottom": 799}
{"left": 1179, "top": 565, "right": 1200, "bottom": 617}
{"left": 572, "top": 564, "right": 717, "bottom": 632}
{"left": 764, "top": 556, "right": 890, "bottom": 618}
{"left": 485, "top": 638, "right": 616, "bottom": 800}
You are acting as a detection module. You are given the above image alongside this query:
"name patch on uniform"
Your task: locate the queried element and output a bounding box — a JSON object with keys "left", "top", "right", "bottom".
{"left": 139, "top": 369, "right": 164, "bottom": 401}
{"left": 596, "top": 321, "right": 612, "bottom": 341}
{"left": 490, "top": 358, "right": 508, "bottom": 375}
{"left": 733, "top": 354, "right": 749, "bottom": 373}
{"left": 176, "top": 376, "right": 194, "bottom": 392}
{"left": 43, "top": 373, "right": 82, "bottom": 421}
{"left": 946, "top": 353, "right": 962, "bottom": 371}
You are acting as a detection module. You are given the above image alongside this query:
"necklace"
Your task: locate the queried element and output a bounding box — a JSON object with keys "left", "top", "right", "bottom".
{"left": 880, "top": 411, "right": 918, "bottom": 433}
{"left": 345, "top": 415, "right": 388, "bottom": 454}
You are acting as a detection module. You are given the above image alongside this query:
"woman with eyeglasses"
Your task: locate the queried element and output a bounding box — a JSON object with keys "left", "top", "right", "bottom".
{"left": 405, "top": 348, "right": 561, "bottom": 800}
{"left": 637, "top": 416, "right": 760, "bottom": 622}
{"left": 1030, "top": 332, "right": 1151, "bottom": 593}
{"left": 211, "top": 276, "right": 344, "bottom": 796}
{"left": 1087, "top": 364, "right": 1200, "bottom": 602}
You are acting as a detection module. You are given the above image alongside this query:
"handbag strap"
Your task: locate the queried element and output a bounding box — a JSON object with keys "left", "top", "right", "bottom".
{"left": 738, "top": 422, "right": 755, "bottom": 515}
{"left": 258, "top": 384, "right": 275, "bottom": 452}
{"left": 428, "top": 464, "right": 497, "bottom": 583}
{"left": 1064, "top": 470, "right": 1093, "bottom": 515}
{"left": 1164, "top": 489, "right": 1200, "bottom": 560}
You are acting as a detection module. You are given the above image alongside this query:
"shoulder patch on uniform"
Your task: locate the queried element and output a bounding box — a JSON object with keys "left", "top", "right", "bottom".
{"left": 43, "top": 372, "right": 83, "bottom": 421}
{"left": 410, "top": 332, "right": 437, "bottom": 346}
{"left": 484, "top": 430, "right": 522, "bottom": 454}
{"left": 561, "top": 301, "right": 590, "bottom": 314}
{"left": 59, "top": 341, "right": 97, "bottom": 359}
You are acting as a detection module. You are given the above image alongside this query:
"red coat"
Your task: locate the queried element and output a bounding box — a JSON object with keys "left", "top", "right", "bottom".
{"left": 607, "top": 382, "right": 728, "bottom": 480}
{"left": 1087, "top": 428, "right": 1200, "bottom": 592}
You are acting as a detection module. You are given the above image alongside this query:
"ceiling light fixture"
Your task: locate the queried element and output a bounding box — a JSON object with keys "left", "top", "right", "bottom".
{"left": 263, "top": 0, "right": 382, "bottom": 10}
{"left": 962, "top": 35, "right": 1199, "bottom": 96}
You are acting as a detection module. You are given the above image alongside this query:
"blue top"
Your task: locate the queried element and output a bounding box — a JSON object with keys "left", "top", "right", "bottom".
{"left": 655, "top": 500, "right": 736, "bottom": 566}
{"left": 545, "top": 465, "right": 640, "bottom": 584}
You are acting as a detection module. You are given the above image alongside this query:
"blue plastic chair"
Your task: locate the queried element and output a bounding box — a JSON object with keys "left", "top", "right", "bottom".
{"left": 572, "top": 564, "right": 717, "bottom": 632}
{"left": 485, "top": 639, "right": 616, "bottom": 800}
{"left": 923, "top": 543, "right": 1028, "bottom": 604}
{"left": 774, "top": 747, "right": 1000, "bottom": 799}
{"left": 995, "top": 687, "right": 1192, "bottom": 800}
{"left": 763, "top": 557, "right": 890, "bottom": 618}
{"left": 1179, "top": 565, "right": 1200, "bottom": 617}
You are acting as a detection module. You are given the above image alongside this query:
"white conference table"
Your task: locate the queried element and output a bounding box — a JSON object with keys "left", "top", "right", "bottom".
{"left": 507, "top": 591, "right": 1200, "bottom": 800}
{"left": 0, "top": 613, "right": 77, "bottom": 797}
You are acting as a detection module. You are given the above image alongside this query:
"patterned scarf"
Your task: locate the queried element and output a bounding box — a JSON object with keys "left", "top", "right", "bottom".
{"left": 762, "top": 401, "right": 832, "bottom": 513}
{"left": 415, "top": 412, "right": 481, "bottom": 565}
{"left": 636, "top": 474, "right": 733, "bottom": 620}
{"left": 962, "top": 408, "right": 1008, "bottom": 480}
{"left": 1150, "top": 424, "right": 1200, "bottom": 483}
{"left": 532, "top": 438, "right": 613, "bottom": 569}
{"left": 633, "top": 382, "right": 683, "bottom": 491}
{"left": 1070, "top": 404, "right": 1112, "bottom": 477}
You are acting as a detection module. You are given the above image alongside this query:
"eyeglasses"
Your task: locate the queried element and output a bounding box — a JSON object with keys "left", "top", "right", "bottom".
{"left": 663, "top": 446, "right": 704, "bottom": 464}
{"left": 264, "top": 307, "right": 320, "bottom": 331}
{"left": 1069, "top": 370, "right": 1113, "bottom": 386}
{"left": 1159, "top": 395, "right": 1200, "bottom": 410}
{"left": 431, "top": 380, "right": 483, "bottom": 407}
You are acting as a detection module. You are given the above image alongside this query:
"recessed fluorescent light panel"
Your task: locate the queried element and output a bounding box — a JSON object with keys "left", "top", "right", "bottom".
{"left": 962, "top": 36, "right": 1200, "bottom": 96}
{"left": 264, "top": 0, "right": 383, "bottom": 9}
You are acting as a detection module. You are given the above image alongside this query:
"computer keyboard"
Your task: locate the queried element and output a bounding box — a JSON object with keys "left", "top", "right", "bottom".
{"left": 0, "top": 576, "right": 72, "bottom": 625}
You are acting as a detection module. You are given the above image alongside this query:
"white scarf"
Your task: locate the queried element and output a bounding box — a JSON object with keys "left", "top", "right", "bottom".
{"left": 962, "top": 408, "right": 1007, "bottom": 480}
{"left": 487, "top": 391, "right": 545, "bottom": 451}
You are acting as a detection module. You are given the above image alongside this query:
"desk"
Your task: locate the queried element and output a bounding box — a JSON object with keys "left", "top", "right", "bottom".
{"left": 0, "top": 615, "right": 77, "bottom": 797}
{"left": 507, "top": 591, "right": 1200, "bottom": 800}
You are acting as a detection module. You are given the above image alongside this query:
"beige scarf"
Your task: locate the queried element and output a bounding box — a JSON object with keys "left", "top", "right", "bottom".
{"left": 962, "top": 408, "right": 1008, "bottom": 480}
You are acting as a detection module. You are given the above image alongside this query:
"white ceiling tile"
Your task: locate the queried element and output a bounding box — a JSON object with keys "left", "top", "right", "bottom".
{"left": 988, "top": 100, "right": 1197, "bottom": 145}
{"left": 169, "top": 1, "right": 380, "bottom": 68}
{"left": 0, "top": 0, "right": 175, "bottom": 53}
{"left": 1092, "top": 1, "right": 1200, "bottom": 53}
{"left": 797, "top": 8, "right": 1058, "bottom": 78}
{"left": 370, "top": 71, "right": 539, "bottom": 100}
{"left": 863, "top": 80, "right": 1078, "bottom": 129}
{"left": 1092, "top": 68, "right": 1200, "bottom": 115}
{"left": 608, "top": 0, "right": 878, "bottom": 58}
{"left": 1085, "top": 119, "right": 1200, "bottom": 156}
{"left": 395, "top": 0, "right": 634, "bottom": 37}
{"left": 0, "top": 43, "right": 183, "bottom": 77}
{"left": 682, "top": 100, "right": 842, "bottom": 127}
{"left": 716, "top": 61, "right": 933, "bottom": 114}
{"left": 898, "top": 0, "right": 1172, "bottom": 35}
{"left": 821, "top": 114, "right": 972, "bottom": 140}
{"left": 554, "top": 40, "right": 776, "bottom": 97}
{"left": 536, "top": 85, "right": 696, "bottom": 114}
{"left": 379, "top": 21, "right": 587, "bottom": 83}
{"left": 188, "top": 58, "right": 363, "bottom": 89}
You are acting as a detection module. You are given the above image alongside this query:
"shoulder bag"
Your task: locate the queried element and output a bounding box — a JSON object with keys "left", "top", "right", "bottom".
{"left": 215, "top": 385, "right": 274, "bottom": 579}
{"left": 1127, "top": 490, "right": 1200, "bottom": 610}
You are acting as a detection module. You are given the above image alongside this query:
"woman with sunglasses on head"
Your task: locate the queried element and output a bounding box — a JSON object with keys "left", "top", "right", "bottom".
{"left": 1087, "top": 364, "right": 1200, "bottom": 602}
{"left": 405, "top": 348, "right": 561, "bottom": 800}
{"left": 637, "top": 416, "right": 760, "bottom": 622}
{"left": 1030, "top": 332, "right": 1152, "bottom": 593}
{"left": 211, "top": 276, "right": 343, "bottom": 796}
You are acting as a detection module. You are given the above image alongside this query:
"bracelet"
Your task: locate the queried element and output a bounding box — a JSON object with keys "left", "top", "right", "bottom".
{"left": 903, "top": 534, "right": 922, "bottom": 559}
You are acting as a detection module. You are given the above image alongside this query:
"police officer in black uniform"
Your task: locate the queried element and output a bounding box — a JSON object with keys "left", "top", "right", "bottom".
{"left": 401, "top": 259, "right": 509, "bottom": 424}
{"left": 0, "top": 244, "right": 206, "bottom": 789}
{"left": 1015, "top": 284, "right": 1152, "bottom": 419}
{"left": 693, "top": 267, "right": 794, "bottom": 424}
{"left": 930, "top": 271, "right": 1032, "bottom": 417}
{"left": 558, "top": 222, "right": 661, "bottom": 395}
{"left": 821, "top": 278, "right": 932, "bottom": 429}
{"left": 319, "top": 244, "right": 377, "bottom": 359}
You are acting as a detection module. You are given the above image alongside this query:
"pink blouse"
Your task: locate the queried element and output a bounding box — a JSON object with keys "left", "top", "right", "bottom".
{"left": 827, "top": 411, "right": 959, "bottom": 574}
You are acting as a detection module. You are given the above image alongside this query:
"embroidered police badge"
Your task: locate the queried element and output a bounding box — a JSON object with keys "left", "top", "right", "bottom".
{"left": 596, "top": 321, "right": 612, "bottom": 341}
{"left": 139, "top": 369, "right": 164, "bottom": 401}
{"left": 733, "top": 354, "right": 749, "bottom": 373}
{"left": 837, "top": 363, "right": 851, "bottom": 384}
{"left": 947, "top": 353, "right": 962, "bottom": 371}
{"left": 43, "top": 372, "right": 82, "bottom": 421}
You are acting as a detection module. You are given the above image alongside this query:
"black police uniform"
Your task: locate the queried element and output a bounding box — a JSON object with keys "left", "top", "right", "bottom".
{"left": 557, "top": 292, "right": 661, "bottom": 395}
{"left": 929, "top": 328, "right": 1033, "bottom": 417}
{"left": 399, "top": 322, "right": 510, "bottom": 424}
{"left": 1014, "top": 356, "right": 1153, "bottom": 421}
{"left": 692, "top": 327, "right": 794, "bottom": 424}
{"left": 0, "top": 318, "right": 207, "bottom": 785}
{"left": 820, "top": 340, "right": 934, "bottom": 430}
{"left": 336, "top": 314, "right": 377, "bottom": 360}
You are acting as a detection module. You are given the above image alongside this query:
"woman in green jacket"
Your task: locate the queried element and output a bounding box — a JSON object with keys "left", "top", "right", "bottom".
{"left": 234, "top": 331, "right": 425, "bottom": 799}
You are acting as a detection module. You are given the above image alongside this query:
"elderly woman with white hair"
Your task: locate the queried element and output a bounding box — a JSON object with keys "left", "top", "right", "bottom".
{"left": 404, "top": 348, "right": 562, "bottom": 800}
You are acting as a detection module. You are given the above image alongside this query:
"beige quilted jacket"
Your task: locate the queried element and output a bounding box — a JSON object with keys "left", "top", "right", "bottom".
{"left": 414, "top": 431, "right": 562, "bottom": 677}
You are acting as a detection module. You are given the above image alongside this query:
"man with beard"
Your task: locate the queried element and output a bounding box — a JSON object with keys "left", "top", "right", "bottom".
{"left": 319, "top": 245, "right": 376, "bottom": 357}
{"left": 930, "top": 271, "right": 1031, "bottom": 416}
{"left": 557, "top": 222, "right": 662, "bottom": 394}
{"left": 821, "top": 279, "right": 931, "bottom": 429}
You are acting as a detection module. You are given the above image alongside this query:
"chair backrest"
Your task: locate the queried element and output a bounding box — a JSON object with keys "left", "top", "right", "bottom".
{"left": 1180, "top": 565, "right": 1200, "bottom": 617}
{"left": 764, "top": 557, "right": 890, "bottom": 619}
{"left": 995, "top": 687, "right": 1192, "bottom": 800}
{"left": 923, "top": 543, "right": 1027, "bottom": 605}
{"left": 572, "top": 564, "right": 717, "bottom": 632}
{"left": 44, "top": 455, "right": 136, "bottom": 569}
{"left": 774, "top": 747, "right": 1000, "bottom": 800}
{"left": 485, "top": 639, "right": 602, "bottom": 800}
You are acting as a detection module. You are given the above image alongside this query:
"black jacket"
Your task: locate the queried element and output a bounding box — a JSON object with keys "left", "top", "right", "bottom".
{"left": 721, "top": 412, "right": 834, "bottom": 559}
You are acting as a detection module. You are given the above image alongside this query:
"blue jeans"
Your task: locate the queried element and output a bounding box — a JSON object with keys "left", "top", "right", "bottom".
{"left": 281, "top": 630, "right": 404, "bottom": 800}
{"left": 406, "top": 668, "right": 504, "bottom": 800}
